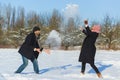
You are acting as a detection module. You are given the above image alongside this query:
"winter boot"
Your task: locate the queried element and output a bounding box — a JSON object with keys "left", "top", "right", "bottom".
{"left": 80, "top": 72, "right": 85, "bottom": 75}
{"left": 97, "top": 73, "right": 103, "bottom": 78}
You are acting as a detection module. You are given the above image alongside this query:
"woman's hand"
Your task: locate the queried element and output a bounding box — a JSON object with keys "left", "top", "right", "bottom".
{"left": 84, "top": 20, "right": 88, "bottom": 25}
{"left": 80, "top": 27, "right": 84, "bottom": 31}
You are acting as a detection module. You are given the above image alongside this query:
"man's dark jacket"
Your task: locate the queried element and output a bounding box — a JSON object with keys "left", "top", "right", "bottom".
{"left": 18, "top": 33, "right": 43, "bottom": 62}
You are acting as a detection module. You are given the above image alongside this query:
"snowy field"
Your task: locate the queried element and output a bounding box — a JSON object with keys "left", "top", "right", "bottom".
{"left": 0, "top": 49, "right": 120, "bottom": 80}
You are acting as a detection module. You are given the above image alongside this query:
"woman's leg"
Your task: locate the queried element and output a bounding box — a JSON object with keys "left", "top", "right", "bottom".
{"left": 81, "top": 62, "right": 86, "bottom": 74}
{"left": 90, "top": 62, "right": 102, "bottom": 78}
{"left": 32, "top": 59, "right": 39, "bottom": 74}
{"left": 15, "top": 55, "right": 28, "bottom": 73}
{"left": 90, "top": 62, "right": 100, "bottom": 73}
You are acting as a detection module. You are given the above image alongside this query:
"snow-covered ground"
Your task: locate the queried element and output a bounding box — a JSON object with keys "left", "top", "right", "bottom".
{"left": 0, "top": 49, "right": 120, "bottom": 80}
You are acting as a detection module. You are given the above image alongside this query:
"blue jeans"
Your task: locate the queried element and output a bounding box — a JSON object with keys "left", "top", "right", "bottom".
{"left": 15, "top": 55, "right": 39, "bottom": 74}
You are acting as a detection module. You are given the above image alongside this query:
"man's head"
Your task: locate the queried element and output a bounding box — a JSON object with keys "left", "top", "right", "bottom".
{"left": 32, "top": 26, "right": 41, "bottom": 36}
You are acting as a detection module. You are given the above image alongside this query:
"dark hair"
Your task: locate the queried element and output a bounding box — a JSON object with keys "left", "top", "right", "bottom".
{"left": 32, "top": 26, "right": 40, "bottom": 32}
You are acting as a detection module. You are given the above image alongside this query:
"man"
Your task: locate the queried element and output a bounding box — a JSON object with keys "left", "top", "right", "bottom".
{"left": 79, "top": 20, "right": 102, "bottom": 78}
{"left": 15, "top": 26, "right": 50, "bottom": 74}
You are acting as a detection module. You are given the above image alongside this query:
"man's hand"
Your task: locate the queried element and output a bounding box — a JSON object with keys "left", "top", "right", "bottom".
{"left": 34, "top": 48, "right": 41, "bottom": 53}
{"left": 43, "top": 49, "right": 51, "bottom": 54}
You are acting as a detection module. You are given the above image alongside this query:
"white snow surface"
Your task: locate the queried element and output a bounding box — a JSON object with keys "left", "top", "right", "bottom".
{"left": 0, "top": 49, "right": 120, "bottom": 80}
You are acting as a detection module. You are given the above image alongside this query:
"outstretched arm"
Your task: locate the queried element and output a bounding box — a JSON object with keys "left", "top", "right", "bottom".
{"left": 84, "top": 20, "right": 92, "bottom": 35}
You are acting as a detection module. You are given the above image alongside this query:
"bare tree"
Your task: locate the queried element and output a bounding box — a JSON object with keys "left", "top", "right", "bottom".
{"left": 27, "top": 11, "right": 40, "bottom": 27}
{"left": 112, "top": 22, "right": 120, "bottom": 49}
{"left": 101, "top": 15, "right": 117, "bottom": 49}
{"left": 15, "top": 7, "right": 25, "bottom": 29}
{"left": 67, "top": 17, "right": 75, "bottom": 32}
{"left": 0, "top": 17, "right": 3, "bottom": 44}
{"left": 11, "top": 7, "right": 16, "bottom": 29}
{"left": 5, "top": 4, "right": 12, "bottom": 29}
{"left": 49, "top": 9, "right": 62, "bottom": 31}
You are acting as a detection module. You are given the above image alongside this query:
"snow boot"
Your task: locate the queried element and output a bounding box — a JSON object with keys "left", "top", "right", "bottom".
{"left": 97, "top": 73, "right": 103, "bottom": 78}
{"left": 80, "top": 72, "right": 85, "bottom": 75}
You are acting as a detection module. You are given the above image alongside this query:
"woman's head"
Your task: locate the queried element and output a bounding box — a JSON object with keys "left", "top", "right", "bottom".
{"left": 91, "top": 25, "right": 101, "bottom": 33}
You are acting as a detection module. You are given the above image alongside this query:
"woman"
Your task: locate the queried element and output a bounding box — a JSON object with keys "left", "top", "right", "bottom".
{"left": 15, "top": 26, "right": 49, "bottom": 74}
{"left": 79, "top": 20, "right": 102, "bottom": 78}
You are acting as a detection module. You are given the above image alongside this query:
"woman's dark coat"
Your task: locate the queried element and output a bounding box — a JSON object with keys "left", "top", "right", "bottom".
{"left": 79, "top": 26, "right": 99, "bottom": 63}
{"left": 18, "top": 33, "right": 41, "bottom": 62}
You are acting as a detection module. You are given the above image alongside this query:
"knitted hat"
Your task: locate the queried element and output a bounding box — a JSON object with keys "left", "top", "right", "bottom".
{"left": 32, "top": 26, "right": 40, "bottom": 32}
{"left": 91, "top": 25, "right": 101, "bottom": 33}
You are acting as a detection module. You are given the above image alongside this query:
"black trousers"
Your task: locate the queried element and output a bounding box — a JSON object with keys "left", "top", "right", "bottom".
{"left": 81, "top": 62, "right": 100, "bottom": 73}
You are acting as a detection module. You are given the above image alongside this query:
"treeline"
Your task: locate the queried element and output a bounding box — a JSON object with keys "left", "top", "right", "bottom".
{"left": 0, "top": 4, "right": 120, "bottom": 50}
